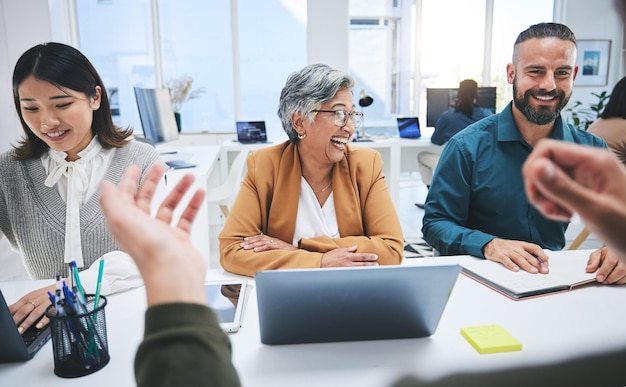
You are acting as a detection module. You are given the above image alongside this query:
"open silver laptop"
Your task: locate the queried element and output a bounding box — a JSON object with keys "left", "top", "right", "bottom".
{"left": 0, "top": 290, "right": 51, "bottom": 362}
{"left": 255, "top": 264, "right": 460, "bottom": 345}
{"left": 236, "top": 121, "right": 269, "bottom": 144}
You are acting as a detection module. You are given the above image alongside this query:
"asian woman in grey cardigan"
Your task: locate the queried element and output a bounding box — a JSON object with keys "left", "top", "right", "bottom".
{"left": 4, "top": 42, "right": 161, "bottom": 334}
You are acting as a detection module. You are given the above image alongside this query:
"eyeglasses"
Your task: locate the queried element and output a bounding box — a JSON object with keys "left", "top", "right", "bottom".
{"left": 312, "top": 109, "right": 363, "bottom": 127}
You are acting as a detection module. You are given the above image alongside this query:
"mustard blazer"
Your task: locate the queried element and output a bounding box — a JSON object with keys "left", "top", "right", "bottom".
{"left": 219, "top": 141, "right": 404, "bottom": 277}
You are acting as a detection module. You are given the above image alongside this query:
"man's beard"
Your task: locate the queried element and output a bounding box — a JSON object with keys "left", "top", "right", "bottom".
{"left": 512, "top": 81, "right": 570, "bottom": 125}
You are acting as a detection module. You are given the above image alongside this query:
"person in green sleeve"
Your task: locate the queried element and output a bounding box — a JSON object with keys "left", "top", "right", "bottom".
{"left": 99, "top": 163, "right": 240, "bottom": 387}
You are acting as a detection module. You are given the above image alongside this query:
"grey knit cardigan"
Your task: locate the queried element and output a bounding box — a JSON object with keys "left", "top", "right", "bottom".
{"left": 0, "top": 140, "right": 160, "bottom": 279}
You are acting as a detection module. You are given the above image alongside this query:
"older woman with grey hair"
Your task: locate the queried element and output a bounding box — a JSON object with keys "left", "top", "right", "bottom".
{"left": 219, "top": 63, "right": 403, "bottom": 276}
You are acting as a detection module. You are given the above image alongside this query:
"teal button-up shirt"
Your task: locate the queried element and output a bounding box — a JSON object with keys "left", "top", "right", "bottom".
{"left": 422, "top": 103, "right": 607, "bottom": 257}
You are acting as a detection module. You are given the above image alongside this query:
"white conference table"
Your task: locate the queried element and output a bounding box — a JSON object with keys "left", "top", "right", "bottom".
{"left": 2, "top": 249, "right": 626, "bottom": 386}
{"left": 219, "top": 138, "right": 442, "bottom": 206}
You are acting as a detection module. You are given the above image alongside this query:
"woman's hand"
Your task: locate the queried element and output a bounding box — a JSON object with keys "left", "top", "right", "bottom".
{"left": 9, "top": 283, "right": 56, "bottom": 334}
{"left": 321, "top": 246, "right": 379, "bottom": 267}
{"left": 240, "top": 233, "right": 297, "bottom": 252}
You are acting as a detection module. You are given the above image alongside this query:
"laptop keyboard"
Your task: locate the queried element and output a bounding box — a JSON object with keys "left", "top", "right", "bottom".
{"left": 21, "top": 324, "right": 46, "bottom": 346}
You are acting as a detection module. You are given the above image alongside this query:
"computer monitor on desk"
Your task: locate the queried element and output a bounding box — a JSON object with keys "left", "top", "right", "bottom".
{"left": 134, "top": 87, "right": 196, "bottom": 169}
{"left": 134, "top": 87, "right": 180, "bottom": 144}
{"left": 426, "top": 87, "right": 496, "bottom": 127}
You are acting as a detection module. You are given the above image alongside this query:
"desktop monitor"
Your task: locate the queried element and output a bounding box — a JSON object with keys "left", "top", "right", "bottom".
{"left": 426, "top": 87, "right": 496, "bottom": 127}
{"left": 134, "top": 87, "right": 179, "bottom": 143}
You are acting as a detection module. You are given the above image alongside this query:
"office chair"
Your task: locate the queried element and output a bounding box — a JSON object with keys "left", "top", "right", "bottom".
{"left": 568, "top": 227, "right": 591, "bottom": 250}
{"left": 206, "top": 149, "right": 249, "bottom": 219}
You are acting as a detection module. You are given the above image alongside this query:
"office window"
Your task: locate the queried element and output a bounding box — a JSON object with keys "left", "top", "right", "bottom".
{"left": 158, "top": 0, "right": 234, "bottom": 133}
{"left": 417, "top": 0, "right": 554, "bottom": 124}
{"left": 72, "top": 0, "right": 305, "bottom": 136}
{"left": 237, "top": 0, "right": 306, "bottom": 140}
{"left": 75, "top": 0, "right": 154, "bottom": 131}
{"left": 420, "top": 0, "right": 486, "bottom": 87}
{"left": 349, "top": 0, "right": 554, "bottom": 129}
{"left": 349, "top": 0, "right": 407, "bottom": 127}
{"left": 74, "top": 0, "right": 234, "bottom": 134}
{"left": 67, "top": 0, "right": 553, "bottom": 135}
{"left": 490, "top": 0, "right": 554, "bottom": 111}
{"left": 417, "top": 0, "right": 486, "bottom": 127}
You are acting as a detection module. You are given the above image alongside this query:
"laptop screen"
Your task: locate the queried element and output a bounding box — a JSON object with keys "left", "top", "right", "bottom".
{"left": 236, "top": 121, "right": 267, "bottom": 143}
{"left": 134, "top": 87, "right": 180, "bottom": 144}
{"left": 255, "top": 265, "right": 460, "bottom": 345}
{"left": 397, "top": 117, "right": 421, "bottom": 139}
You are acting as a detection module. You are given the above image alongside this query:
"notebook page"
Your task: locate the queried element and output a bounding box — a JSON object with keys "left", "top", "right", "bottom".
{"left": 461, "top": 251, "right": 596, "bottom": 296}
{"left": 544, "top": 250, "right": 597, "bottom": 285}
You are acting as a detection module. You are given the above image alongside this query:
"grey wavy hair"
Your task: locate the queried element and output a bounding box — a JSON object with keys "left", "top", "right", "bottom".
{"left": 277, "top": 64, "right": 355, "bottom": 144}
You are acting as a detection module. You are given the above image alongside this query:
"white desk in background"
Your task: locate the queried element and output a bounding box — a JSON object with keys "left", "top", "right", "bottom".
{"left": 154, "top": 144, "right": 220, "bottom": 266}
{"left": 219, "top": 138, "right": 442, "bottom": 206}
{"left": 2, "top": 249, "right": 625, "bottom": 386}
{"left": 350, "top": 137, "right": 442, "bottom": 204}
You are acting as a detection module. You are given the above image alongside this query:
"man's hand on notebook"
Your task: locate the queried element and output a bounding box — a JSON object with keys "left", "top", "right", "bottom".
{"left": 482, "top": 238, "right": 549, "bottom": 274}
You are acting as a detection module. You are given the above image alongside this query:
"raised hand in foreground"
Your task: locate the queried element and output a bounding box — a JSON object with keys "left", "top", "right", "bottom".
{"left": 99, "top": 163, "right": 207, "bottom": 306}
{"left": 523, "top": 139, "right": 626, "bottom": 256}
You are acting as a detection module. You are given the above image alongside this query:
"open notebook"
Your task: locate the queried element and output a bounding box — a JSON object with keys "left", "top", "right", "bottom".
{"left": 461, "top": 250, "right": 597, "bottom": 300}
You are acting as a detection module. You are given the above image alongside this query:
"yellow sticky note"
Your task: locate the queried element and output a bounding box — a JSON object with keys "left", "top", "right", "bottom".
{"left": 460, "top": 324, "right": 522, "bottom": 354}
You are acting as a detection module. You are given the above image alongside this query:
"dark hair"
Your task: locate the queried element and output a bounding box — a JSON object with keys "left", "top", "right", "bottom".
{"left": 600, "top": 76, "right": 626, "bottom": 119}
{"left": 12, "top": 42, "right": 132, "bottom": 160}
{"left": 513, "top": 23, "right": 577, "bottom": 63}
{"left": 455, "top": 79, "right": 479, "bottom": 117}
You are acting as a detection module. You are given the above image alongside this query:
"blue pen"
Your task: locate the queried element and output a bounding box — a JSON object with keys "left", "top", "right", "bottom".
{"left": 62, "top": 282, "right": 75, "bottom": 315}
{"left": 47, "top": 291, "right": 56, "bottom": 306}
{"left": 533, "top": 254, "right": 544, "bottom": 265}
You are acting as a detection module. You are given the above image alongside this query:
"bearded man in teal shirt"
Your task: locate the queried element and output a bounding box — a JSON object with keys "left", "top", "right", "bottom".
{"left": 423, "top": 22, "right": 626, "bottom": 285}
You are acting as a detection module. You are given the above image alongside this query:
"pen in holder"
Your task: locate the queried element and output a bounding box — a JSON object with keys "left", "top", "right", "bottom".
{"left": 45, "top": 294, "right": 110, "bottom": 378}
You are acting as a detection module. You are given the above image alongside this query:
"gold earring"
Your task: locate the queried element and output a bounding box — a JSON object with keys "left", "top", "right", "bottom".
{"left": 298, "top": 132, "right": 306, "bottom": 140}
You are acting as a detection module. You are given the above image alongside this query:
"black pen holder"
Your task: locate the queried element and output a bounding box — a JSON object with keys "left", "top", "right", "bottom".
{"left": 45, "top": 295, "right": 110, "bottom": 378}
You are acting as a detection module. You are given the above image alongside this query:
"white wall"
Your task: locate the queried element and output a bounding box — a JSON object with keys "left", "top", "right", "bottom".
{"left": 307, "top": 0, "right": 349, "bottom": 72}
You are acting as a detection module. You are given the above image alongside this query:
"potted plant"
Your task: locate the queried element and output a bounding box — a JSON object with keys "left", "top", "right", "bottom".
{"left": 165, "top": 74, "right": 206, "bottom": 132}
{"left": 564, "top": 90, "right": 610, "bottom": 130}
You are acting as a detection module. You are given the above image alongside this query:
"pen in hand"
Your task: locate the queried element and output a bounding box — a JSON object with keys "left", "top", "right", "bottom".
{"left": 533, "top": 253, "right": 550, "bottom": 274}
